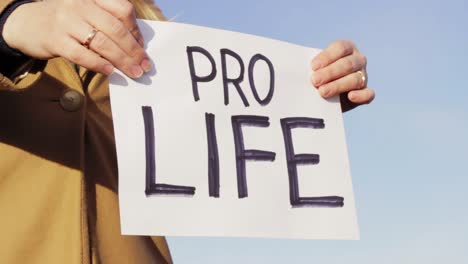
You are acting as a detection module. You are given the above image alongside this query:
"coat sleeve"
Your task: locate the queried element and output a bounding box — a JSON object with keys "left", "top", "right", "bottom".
{"left": 0, "top": 0, "right": 41, "bottom": 91}
{"left": 0, "top": 0, "right": 15, "bottom": 14}
{"left": 0, "top": 59, "right": 44, "bottom": 91}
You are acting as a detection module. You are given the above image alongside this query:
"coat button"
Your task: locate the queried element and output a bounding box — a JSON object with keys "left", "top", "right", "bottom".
{"left": 60, "top": 90, "right": 83, "bottom": 112}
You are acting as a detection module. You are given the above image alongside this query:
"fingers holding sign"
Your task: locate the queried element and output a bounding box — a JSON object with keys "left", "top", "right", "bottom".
{"left": 311, "top": 40, "right": 375, "bottom": 112}
{"left": 75, "top": 0, "right": 151, "bottom": 77}
{"left": 94, "top": 0, "right": 146, "bottom": 47}
{"left": 2, "top": 0, "right": 150, "bottom": 78}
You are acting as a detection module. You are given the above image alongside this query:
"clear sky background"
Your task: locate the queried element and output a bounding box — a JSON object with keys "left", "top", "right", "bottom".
{"left": 155, "top": 1, "right": 468, "bottom": 263}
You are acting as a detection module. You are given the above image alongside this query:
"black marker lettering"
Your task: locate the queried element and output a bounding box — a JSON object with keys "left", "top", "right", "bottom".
{"left": 205, "top": 113, "right": 220, "bottom": 197}
{"left": 221, "top": 48, "right": 249, "bottom": 106}
{"left": 248, "top": 54, "right": 275, "bottom": 106}
{"left": 232, "top": 115, "right": 276, "bottom": 198}
{"left": 187, "top": 46, "right": 217, "bottom": 102}
{"left": 142, "top": 106, "right": 196, "bottom": 196}
{"left": 280, "top": 117, "right": 344, "bottom": 207}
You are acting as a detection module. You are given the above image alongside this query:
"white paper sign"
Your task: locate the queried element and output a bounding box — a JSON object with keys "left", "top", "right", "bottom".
{"left": 110, "top": 20, "right": 359, "bottom": 239}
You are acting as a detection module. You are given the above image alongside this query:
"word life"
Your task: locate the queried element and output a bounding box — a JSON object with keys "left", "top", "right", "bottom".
{"left": 142, "top": 46, "right": 344, "bottom": 208}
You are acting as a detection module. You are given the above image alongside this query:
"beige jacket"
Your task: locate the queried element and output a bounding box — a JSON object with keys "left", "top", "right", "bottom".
{"left": 0, "top": 1, "right": 172, "bottom": 263}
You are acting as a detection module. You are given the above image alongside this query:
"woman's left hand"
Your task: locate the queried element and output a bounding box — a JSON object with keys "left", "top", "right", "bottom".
{"left": 311, "top": 40, "right": 375, "bottom": 112}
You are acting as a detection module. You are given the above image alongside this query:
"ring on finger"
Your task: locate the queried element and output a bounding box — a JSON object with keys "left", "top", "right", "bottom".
{"left": 83, "top": 28, "right": 98, "bottom": 49}
{"left": 356, "top": 70, "right": 366, "bottom": 88}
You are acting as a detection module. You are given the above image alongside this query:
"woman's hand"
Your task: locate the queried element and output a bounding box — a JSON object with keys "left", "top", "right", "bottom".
{"left": 311, "top": 40, "right": 375, "bottom": 112}
{"left": 3, "top": 0, "right": 150, "bottom": 78}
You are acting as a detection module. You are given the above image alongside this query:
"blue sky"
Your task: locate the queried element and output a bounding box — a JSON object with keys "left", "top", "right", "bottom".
{"left": 155, "top": 1, "right": 468, "bottom": 263}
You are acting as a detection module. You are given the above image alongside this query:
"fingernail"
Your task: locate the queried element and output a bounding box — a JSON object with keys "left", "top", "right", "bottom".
{"left": 141, "top": 59, "right": 152, "bottom": 72}
{"left": 104, "top": 64, "right": 114, "bottom": 75}
{"left": 319, "top": 86, "right": 330, "bottom": 97}
{"left": 131, "top": 65, "right": 143, "bottom": 78}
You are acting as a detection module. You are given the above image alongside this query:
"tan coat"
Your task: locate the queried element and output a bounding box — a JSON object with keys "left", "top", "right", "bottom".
{"left": 0, "top": 2, "right": 172, "bottom": 263}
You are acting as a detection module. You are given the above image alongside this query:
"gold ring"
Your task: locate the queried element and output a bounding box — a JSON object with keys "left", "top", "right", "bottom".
{"left": 357, "top": 70, "right": 366, "bottom": 88}
{"left": 83, "top": 29, "right": 98, "bottom": 49}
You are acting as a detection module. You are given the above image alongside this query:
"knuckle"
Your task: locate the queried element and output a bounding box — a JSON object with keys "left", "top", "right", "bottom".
{"left": 361, "top": 54, "right": 368, "bottom": 66}
{"left": 91, "top": 32, "right": 107, "bottom": 51}
{"left": 344, "top": 39, "right": 356, "bottom": 48}
{"left": 338, "top": 40, "right": 354, "bottom": 55}
{"left": 129, "top": 45, "right": 144, "bottom": 59}
{"left": 111, "top": 20, "right": 127, "bottom": 38}
{"left": 343, "top": 57, "right": 355, "bottom": 71}
{"left": 348, "top": 39, "right": 356, "bottom": 46}
{"left": 331, "top": 81, "right": 344, "bottom": 94}
{"left": 340, "top": 83, "right": 351, "bottom": 94}
{"left": 321, "top": 68, "right": 333, "bottom": 82}
{"left": 327, "top": 83, "right": 338, "bottom": 96}
{"left": 320, "top": 51, "right": 332, "bottom": 64}
{"left": 120, "top": 2, "right": 135, "bottom": 18}
{"left": 117, "top": 56, "right": 134, "bottom": 70}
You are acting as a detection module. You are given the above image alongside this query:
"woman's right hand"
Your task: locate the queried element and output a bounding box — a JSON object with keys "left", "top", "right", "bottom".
{"left": 2, "top": 0, "right": 150, "bottom": 78}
